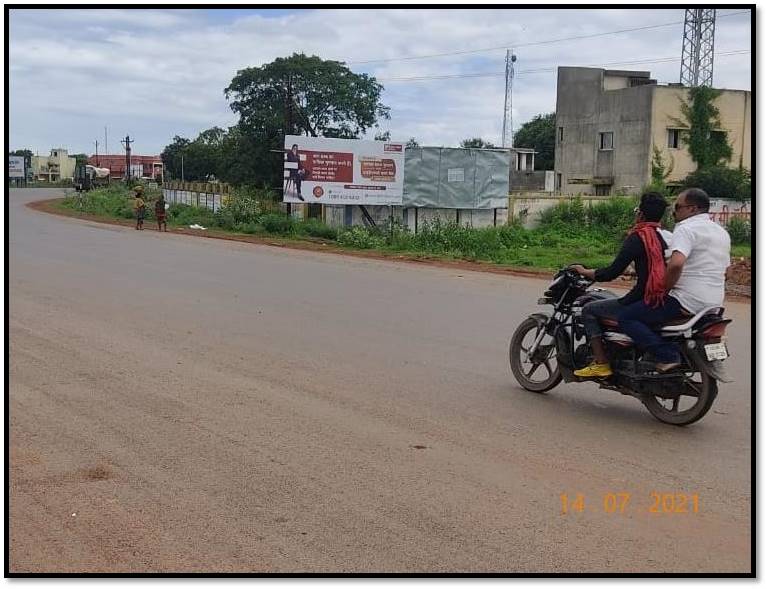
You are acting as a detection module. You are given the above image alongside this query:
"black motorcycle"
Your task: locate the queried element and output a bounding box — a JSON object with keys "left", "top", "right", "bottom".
{"left": 509, "top": 267, "right": 732, "bottom": 426}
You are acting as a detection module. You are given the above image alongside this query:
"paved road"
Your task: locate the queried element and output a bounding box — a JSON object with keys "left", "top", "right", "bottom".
{"left": 9, "top": 189, "right": 752, "bottom": 573}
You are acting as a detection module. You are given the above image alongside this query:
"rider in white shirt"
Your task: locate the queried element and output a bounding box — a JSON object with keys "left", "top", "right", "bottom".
{"left": 617, "top": 188, "right": 731, "bottom": 372}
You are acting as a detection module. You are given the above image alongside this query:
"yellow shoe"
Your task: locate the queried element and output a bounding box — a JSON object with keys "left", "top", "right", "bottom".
{"left": 573, "top": 363, "right": 613, "bottom": 378}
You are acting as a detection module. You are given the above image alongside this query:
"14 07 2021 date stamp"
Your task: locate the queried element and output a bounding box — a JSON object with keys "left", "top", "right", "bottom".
{"left": 560, "top": 492, "right": 700, "bottom": 515}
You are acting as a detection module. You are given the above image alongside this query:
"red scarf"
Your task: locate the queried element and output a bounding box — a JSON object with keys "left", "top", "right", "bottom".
{"left": 629, "top": 221, "right": 665, "bottom": 308}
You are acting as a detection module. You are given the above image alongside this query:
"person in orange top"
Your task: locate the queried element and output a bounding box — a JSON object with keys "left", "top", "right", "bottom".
{"left": 155, "top": 194, "right": 168, "bottom": 232}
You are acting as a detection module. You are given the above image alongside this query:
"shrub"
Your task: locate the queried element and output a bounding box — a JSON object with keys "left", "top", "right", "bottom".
{"left": 216, "top": 185, "right": 264, "bottom": 229}
{"left": 259, "top": 213, "right": 295, "bottom": 234}
{"left": 681, "top": 165, "right": 751, "bottom": 201}
{"left": 300, "top": 219, "right": 338, "bottom": 240}
{"left": 337, "top": 226, "right": 385, "bottom": 249}
{"left": 726, "top": 216, "right": 751, "bottom": 245}
{"left": 166, "top": 203, "right": 217, "bottom": 227}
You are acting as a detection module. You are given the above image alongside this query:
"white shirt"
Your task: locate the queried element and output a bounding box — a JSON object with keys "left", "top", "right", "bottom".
{"left": 668, "top": 213, "right": 731, "bottom": 313}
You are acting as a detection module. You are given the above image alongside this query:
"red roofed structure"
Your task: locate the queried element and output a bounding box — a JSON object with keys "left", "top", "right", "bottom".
{"left": 87, "top": 154, "right": 163, "bottom": 180}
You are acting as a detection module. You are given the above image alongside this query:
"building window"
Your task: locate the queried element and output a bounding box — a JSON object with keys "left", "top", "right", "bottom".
{"left": 556, "top": 173, "right": 562, "bottom": 190}
{"left": 558, "top": 127, "right": 564, "bottom": 142}
{"left": 598, "top": 132, "right": 614, "bottom": 150}
{"left": 667, "top": 128, "right": 682, "bottom": 149}
{"left": 595, "top": 185, "right": 611, "bottom": 196}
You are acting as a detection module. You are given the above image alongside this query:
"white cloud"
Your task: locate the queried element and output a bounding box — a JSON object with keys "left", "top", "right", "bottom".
{"left": 9, "top": 8, "right": 751, "bottom": 156}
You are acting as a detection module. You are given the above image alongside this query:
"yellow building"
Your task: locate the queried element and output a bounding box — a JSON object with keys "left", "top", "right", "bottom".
{"left": 651, "top": 86, "right": 751, "bottom": 183}
{"left": 31, "top": 148, "right": 76, "bottom": 182}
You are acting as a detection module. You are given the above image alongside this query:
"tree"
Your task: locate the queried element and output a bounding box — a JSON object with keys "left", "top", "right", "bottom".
{"left": 681, "top": 165, "right": 751, "bottom": 201}
{"left": 10, "top": 149, "right": 33, "bottom": 171}
{"left": 160, "top": 136, "right": 192, "bottom": 181}
{"left": 405, "top": 137, "right": 420, "bottom": 149}
{"left": 459, "top": 137, "right": 495, "bottom": 149}
{"left": 513, "top": 113, "right": 555, "bottom": 170}
{"left": 72, "top": 153, "right": 89, "bottom": 168}
{"left": 645, "top": 144, "right": 674, "bottom": 194}
{"left": 225, "top": 53, "right": 389, "bottom": 140}
{"left": 674, "top": 86, "right": 733, "bottom": 169}
{"left": 374, "top": 129, "right": 391, "bottom": 141}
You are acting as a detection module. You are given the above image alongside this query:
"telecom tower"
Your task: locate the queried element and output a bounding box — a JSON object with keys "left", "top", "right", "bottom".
{"left": 680, "top": 8, "right": 716, "bottom": 87}
{"left": 502, "top": 49, "right": 517, "bottom": 148}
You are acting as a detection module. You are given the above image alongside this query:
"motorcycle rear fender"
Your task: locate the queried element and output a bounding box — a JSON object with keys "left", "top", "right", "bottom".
{"left": 685, "top": 346, "right": 734, "bottom": 383}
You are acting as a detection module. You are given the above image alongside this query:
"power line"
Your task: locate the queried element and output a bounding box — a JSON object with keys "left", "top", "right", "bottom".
{"left": 378, "top": 49, "right": 750, "bottom": 82}
{"left": 347, "top": 10, "right": 750, "bottom": 66}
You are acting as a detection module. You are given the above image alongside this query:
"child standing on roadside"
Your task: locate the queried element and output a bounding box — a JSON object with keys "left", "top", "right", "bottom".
{"left": 155, "top": 194, "right": 168, "bottom": 232}
{"left": 133, "top": 186, "right": 146, "bottom": 230}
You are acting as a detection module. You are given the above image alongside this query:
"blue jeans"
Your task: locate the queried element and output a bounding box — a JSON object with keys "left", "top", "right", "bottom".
{"left": 581, "top": 298, "right": 625, "bottom": 339}
{"left": 617, "top": 296, "right": 685, "bottom": 363}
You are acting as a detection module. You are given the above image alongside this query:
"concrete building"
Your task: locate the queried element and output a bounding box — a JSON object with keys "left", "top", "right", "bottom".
{"left": 554, "top": 67, "right": 751, "bottom": 195}
{"left": 30, "top": 148, "right": 76, "bottom": 182}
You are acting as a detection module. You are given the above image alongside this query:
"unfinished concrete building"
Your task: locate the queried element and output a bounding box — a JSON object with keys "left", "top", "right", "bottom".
{"left": 554, "top": 67, "right": 751, "bottom": 196}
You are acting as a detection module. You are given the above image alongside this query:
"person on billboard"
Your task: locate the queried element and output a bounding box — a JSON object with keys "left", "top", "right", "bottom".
{"left": 286, "top": 144, "right": 305, "bottom": 201}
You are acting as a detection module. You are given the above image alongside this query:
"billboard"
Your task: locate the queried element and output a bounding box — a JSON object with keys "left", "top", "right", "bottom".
{"left": 8, "top": 155, "right": 25, "bottom": 179}
{"left": 283, "top": 136, "right": 404, "bottom": 205}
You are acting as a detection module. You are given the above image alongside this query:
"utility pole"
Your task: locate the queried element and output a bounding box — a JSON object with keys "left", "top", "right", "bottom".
{"left": 104, "top": 126, "right": 108, "bottom": 158}
{"left": 285, "top": 74, "right": 293, "bottom": 216}
{"left": 680, "top": 8, "right": 716, "bottom": 87}
{"left": 121, "top": 134, "right": 133, "bottom": 181}
{"left": 94, "top": 139, "right": 99, "bottom": 167}
{"left": 502, "top": 49, "right": 517, "bottom": 148}
{"left": 181, "top": 154, "right": 184, "bottom": 183}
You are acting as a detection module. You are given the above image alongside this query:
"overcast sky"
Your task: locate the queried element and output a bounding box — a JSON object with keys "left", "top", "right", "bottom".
{"left": 8, "top": 7, "right": 752, "bottom": 157}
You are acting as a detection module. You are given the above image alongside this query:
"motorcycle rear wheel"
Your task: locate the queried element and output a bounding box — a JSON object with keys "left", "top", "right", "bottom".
{"left": 510, "top": 316, "right": 563, "bottom": 393}
{"left": 641, "top": 351, "right": 718, "bottom": 426}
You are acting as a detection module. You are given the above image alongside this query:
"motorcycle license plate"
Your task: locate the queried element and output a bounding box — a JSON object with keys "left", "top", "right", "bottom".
{"left": 704, "top": 342, "right": 729, "bottom": 361}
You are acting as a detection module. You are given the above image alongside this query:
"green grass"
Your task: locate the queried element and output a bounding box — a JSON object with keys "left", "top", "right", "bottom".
{"left": 57, "top": 189, "right": 751, "bottom": 271}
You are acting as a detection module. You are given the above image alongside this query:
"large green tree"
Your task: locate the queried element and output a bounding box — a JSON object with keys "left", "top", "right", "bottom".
{"left": 222, "top": 53, "right": 390, "bottom": 187}
{"left": 225, "top": 53, "right": 389, "bottom": 139}
{"left": 513, "top": 113, "right": 555, "bottom": 170}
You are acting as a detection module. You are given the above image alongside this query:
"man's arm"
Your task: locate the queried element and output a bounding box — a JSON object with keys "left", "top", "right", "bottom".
{"left": 665, "top": 251, "right": 686, "bottom": 290}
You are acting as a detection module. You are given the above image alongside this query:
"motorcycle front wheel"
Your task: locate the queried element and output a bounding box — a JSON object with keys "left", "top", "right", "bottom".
{"left": 509, "top": 316, "right": 562, "bottom": 393}
{"left": 641, "top": 351, "right": 718, "bottom": 426}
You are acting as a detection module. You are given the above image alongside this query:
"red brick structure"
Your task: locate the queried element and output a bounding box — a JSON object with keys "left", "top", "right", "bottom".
{"left": 87, "top": 154, "right": 163, "bottom": 180}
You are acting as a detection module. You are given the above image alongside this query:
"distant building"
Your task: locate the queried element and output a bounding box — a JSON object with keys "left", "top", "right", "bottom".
{"left": 31, "top": 148, "right": 76, "bottom": 182}
{"left": 88, "top": 154, "right": 163, "bottom": 180}
{"left": 554, "top": 67, "right": 751, "bottom": 195}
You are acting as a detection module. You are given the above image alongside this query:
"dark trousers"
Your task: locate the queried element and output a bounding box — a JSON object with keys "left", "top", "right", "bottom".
{"left": 617, "top": 296, "right": 685, "bottom": 363}
{"left": 581, "top": 298, "right": 625, "bottom": 339}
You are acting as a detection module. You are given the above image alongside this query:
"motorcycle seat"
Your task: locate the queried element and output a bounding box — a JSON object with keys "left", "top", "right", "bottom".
{"left": 659, "top": 306, "right": 724, "bottom": 334}
{"left": 597, "top": 306, "right": 724, "bottom": 336}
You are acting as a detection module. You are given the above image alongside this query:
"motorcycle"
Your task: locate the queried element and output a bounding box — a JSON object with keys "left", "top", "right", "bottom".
{"left": 509, "top": 267, "right": 732, "bottom": 426}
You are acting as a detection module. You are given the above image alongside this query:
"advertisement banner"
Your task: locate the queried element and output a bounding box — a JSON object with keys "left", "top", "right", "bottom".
{"left": 8, "top": 155, "right": 25, "bottom": 178}
{"left": 283, "top": 136, "right": 404, "bottom": 205}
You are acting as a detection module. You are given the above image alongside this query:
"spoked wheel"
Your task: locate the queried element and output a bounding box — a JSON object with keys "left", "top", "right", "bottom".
{"left": 642, "top": 351, "right": 718, "bottom": 426}
{"left": 510, "top": 316, "right": 562, "bottom": 393}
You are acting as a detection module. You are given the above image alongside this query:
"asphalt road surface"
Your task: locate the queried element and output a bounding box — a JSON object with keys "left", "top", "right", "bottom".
{"left": 9, "top": 189, "right": 752, "bottom": 573}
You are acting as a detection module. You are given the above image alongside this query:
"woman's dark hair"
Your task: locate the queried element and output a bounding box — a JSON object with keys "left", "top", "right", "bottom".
{"left": 681, "top": 187, "right": 711, "bottom": 212}
{"left": 291, "top": 144, "right": 298, "bottom": 150}
{"left": 639, "top": 191, "right": 669, "bottom": 222}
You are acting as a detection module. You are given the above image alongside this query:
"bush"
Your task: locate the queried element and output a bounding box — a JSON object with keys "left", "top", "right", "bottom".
{"left": 337, "top": 226, "right": 385, "bottom": 249}
{"left": 259, "top": 213, "right": 295, "bottom": 234}
{"left": 215, "top": 185, "right": 266, "bottom": 229}
{"left": 299, "top": 219, "right": 338, "bottom": 240}
{"left": 166, "top": 203, "right": 217, "bottom": 227}
{"left": 681, "top": 165, "right": 751, "bottom": 201}
{"left": 726, "top": 216, "right": 751, "bottom": 245}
